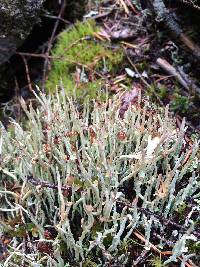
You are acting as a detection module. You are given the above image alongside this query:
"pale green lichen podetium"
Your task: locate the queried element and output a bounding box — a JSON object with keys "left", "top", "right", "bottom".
{"left": 0, "top": 90, "right": 199, "bottom": 265}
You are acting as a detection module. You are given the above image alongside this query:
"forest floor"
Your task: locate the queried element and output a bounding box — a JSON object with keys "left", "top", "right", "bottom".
{"left": 0, "top": 0, "right": 200, "bottom": 266}
{"left": 77, "top": 0, "right": 200, "bottom": 135}
{"left": 1, "top": 0, "right": 200, "bottom": 137}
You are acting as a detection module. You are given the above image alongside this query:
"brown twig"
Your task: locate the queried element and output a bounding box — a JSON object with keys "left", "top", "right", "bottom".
{"left": 156, "top": 57, "right": 189, "bottom": 90}
{"left": 116, "top": 201, "right": 200, "bottom": 238}
{"left": 152, "top": 0, "right": 200, "bottom": 60}
{"left": 16, "top": 51, "right": 106, "bottom": 80}
{"left": 156, "top": 57, "right": 200, "bottom": 94}
{"left": 20, "top": 55, "right": 33, "bottom": 92}
{"left": 133, "top": 230, "right": 195, "bottom": 267}
{"left": 133, "top": 230, "right": 161, "bottom": 253}
{"left": 27, "top": 176, "right": 72, "bottom": 196}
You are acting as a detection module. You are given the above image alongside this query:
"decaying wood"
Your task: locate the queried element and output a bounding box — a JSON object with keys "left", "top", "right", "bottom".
{"left": 156, "top": 57, "right": 200, "bottom": 94}
{"left": 152, "top": 0, "right": 200, "bottom": 59}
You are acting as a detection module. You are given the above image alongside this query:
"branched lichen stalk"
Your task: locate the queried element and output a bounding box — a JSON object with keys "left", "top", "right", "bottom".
{"left": 0, "top": 90, "right": 199, "bottom": 265}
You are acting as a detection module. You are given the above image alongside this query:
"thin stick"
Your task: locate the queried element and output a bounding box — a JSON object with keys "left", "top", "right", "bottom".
{"left": 17, "top": 51, "right": 106, "bottom": 79}
{"left": 153, "top": 0, "right": 200, "bottom": 60}
{"left": 156, "top": 57, "right": 200, "bottom": 94}
{"left": 21, "top": 55, "right": 33, "bottom": 92}
{"left": 42, "top": 0, "right": 67, "bottom": 91}
{"left": 117, "top": 201, "right": 200, "bottom": 238}
{"left": 27, "top": 176, "right": 72, "bottom": 195}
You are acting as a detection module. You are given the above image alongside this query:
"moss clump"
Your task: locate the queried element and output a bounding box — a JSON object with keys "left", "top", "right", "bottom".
{"left": 176, "top": 202, "right": 187, "bottom": 217}
{"left": 149, "top": 256, "right": 164, "bottom": 267}
{"left": 46, "top": 20, "right": 123, "bottom": 101}
{"left": 187, "top": 241, "right": 200, "bottom": 254}
{"left": 83, "top": 259, "right": 98, "bottom": 267}
{"left": 170, "top": 93, "right": 190, "bottom": 114}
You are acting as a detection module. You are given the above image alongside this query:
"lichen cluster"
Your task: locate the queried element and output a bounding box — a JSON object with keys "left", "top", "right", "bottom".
{"left": 0, "top": 90, "right": 199, "bottom": 266}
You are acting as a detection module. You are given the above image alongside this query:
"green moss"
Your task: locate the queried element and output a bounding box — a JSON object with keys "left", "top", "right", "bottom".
{"left": 83, "top": 259, "right": 98, "bottom": 267}
{"left": 46, "top": 20, "right": 123, "bottom": 101}
{"left": 157, "top": 85, "right": 168, "bottom": 99}
{"left": 176, "top": 202, "right": 187, "bottom": 219}
{"left": 149, "top": 256, "right": 164, "bottom": 267}
{"left": 102, "top": 233, "right": 113, "bottom": 249}
{"left": 147, "top": 83, "right": 168, "bottom": 101}
{"left": 118, "top": 238, "right": 135, "bottom": 255}
{"left": 147, "top": 84, "right": 190, "bottom": 116}
{"left": 135, "top": 62, "right": 149, "bottom": 72}
{"left": 187, "top": 241, "right": 200, "bottom": 254}
{"left": 170, "top": 93, "right": 190, "bottom": 114}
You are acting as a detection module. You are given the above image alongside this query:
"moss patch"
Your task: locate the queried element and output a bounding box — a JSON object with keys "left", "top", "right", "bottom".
{"left": 46, "top": 20, "right": 124, "bottom": 101}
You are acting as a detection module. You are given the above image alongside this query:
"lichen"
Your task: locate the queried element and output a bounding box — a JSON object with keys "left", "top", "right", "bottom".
{"left": 0, "top": 90, "right": 199, "bottom": 265}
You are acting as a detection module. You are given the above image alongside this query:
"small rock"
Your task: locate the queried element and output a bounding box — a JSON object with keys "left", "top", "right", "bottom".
{"left": 0, "top": 0, "right": 44, "bottom": 64}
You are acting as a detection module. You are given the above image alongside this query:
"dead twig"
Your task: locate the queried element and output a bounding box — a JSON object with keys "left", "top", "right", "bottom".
{"left": 156, "top": 57, "right": 200, "bottom": 94}
{"left": 42, "top": 0, "right": 67, "bottom": 91}
{"left": 87, "top": 8, "right": 115, "bottom": 20}
{"left": 152, "top": 0, "right": 200, "bottom": 59}
{"left": 27, "top": 176, "right": 72, "bottom": 196}
{"left": 181, "top": 0, "right": 200, "bottom": 10}
{"left": 116, "top": 201, "right": 200, "bottom": 238}
{"left": 133, "top": 231, "right": 161, "bottom": 253}
{"left": 43, "top": 14, "right": 71, "bottom": 25}
{"left": 20, "top": 55, "right": 33, "bottom": 92}
{"left": 16, "top": 51, "right": 106, "bottom": 80}
{"left": 133, "top": 230, "right": 195, "bottom": 267}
